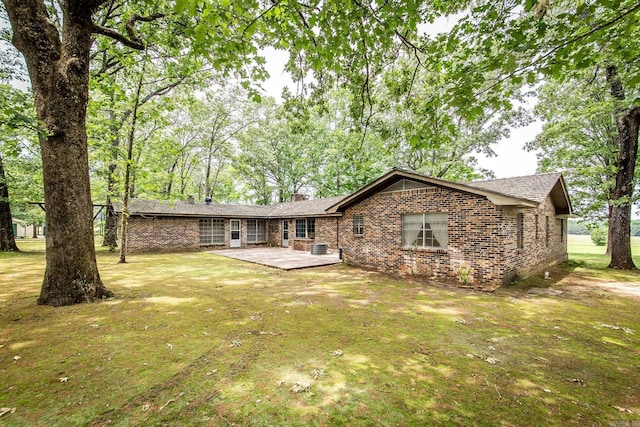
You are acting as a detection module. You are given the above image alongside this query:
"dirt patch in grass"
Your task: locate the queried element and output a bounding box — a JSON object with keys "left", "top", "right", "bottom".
{"left": 1, "top": 239, "right": 639, "bottom": 425}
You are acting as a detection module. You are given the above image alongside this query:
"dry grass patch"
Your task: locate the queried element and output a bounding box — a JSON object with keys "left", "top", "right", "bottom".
{"left": 0, "top": 239, "right": 639, "bottom": 425}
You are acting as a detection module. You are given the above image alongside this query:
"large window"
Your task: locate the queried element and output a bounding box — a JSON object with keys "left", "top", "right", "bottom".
{"left": 246, "top": 219, "right": 266, "bottom": 243}
{"left": 295, "top": 218, "right": 316, "bottom": 238}
{"left": 402, "top": 213, "right": 448, "bottom": 249}
{"left": 353, "top": 214, "right": 364, "bottom": 236}
{"left": 199, "top": 219, "right": 225, "bottom": 245}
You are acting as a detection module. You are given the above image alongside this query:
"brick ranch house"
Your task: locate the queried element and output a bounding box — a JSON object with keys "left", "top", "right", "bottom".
{"left": 116, "top": 169, "right": 573, "bottom": 288}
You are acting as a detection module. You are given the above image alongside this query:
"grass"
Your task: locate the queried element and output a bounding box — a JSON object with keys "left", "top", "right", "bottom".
{"left": 565, "top": 235, "right": 640, "bottom": 283}
{"left": 0, "top": 238, "right": 639, "bottom": 426}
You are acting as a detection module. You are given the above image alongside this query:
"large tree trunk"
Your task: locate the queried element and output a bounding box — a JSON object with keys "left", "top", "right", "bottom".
{"left": 103, "top": 199, "right": 118, "bottom": 248}
{"left": 605, "top": 204, "right": 613, "bottom": 256}
{"left": 608, "top": 106, "right": 639, "bottom": 269}
{"left": 0, "top": 154, "right": 19, "bottom": 252}
{"left": 3, "top": 0, "right": 112, "bottom": 305}
{"left": 606, "top": 65, "right": 638, "bottom": 270}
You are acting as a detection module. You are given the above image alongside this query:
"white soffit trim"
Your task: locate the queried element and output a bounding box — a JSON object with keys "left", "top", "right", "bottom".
{"left": 485, "top": 194, "right": 538, "bottom": 207}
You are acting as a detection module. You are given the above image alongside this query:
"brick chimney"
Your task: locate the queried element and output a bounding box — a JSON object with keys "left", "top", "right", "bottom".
{"left": 187, "top": 195, "right": 195, "bottom": 204}
{"left": 291, "top": 193, "right": 307, "bottom": 202}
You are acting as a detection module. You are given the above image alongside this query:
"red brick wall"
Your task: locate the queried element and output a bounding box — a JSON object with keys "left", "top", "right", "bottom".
{"left": 127, "top": 216, "right": 199, "bottom": 252}
{"left": 315, "top": 217, "right": 340, "bottom": 249}
{"left": 267, "top": 219, "right": 281, "bottom": 247}
{"left": 338, "top": 187, "right": 567, "bottom": 288}
{"left": 291, "top": 238, "right": 313, "bottom": 251}
{"left": 501, "top": 197, "right": 568, "bottom": 283}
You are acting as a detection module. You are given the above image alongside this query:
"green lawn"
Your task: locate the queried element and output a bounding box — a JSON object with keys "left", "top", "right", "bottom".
{"left": 1, "top": 239, "right": 639, "bottom": 426}
{"left": 568, "top": 234, "right": 640, "bottom": 266}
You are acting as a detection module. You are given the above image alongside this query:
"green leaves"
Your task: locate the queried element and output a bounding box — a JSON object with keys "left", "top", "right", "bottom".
{"left": 173, "top": 0, "right": 189, "bottom": 13}
{"left": 530, "top": 75, "right": 623, "bottom": 222}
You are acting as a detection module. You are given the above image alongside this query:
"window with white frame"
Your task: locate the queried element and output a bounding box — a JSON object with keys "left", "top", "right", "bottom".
{"left": 353, "top": 214, "right": 364, "bottom": 236}
{"left": 295, "top": 218, "right": 316, "bottom": 238}
{"left": 246, "top": 219, "right": 266, "bottom": 243}
{"left": 402, "top": 213, "right": 448, "bottom": 249}
{"left": 199, "top": 218, "right": 225, "bottom": 245}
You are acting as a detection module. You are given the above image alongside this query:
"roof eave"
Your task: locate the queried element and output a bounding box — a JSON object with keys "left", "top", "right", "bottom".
{"left": 485, "top": 194, "right": 538, "bottom": 208}
{"left": 327, "top": 169, "right": 540, "bottom": 212}
{"left": 269, "top": 213, "right": 343, "bottom": 218}
{"left": 123, "top": 212, "right": 272, "bottom": 219}
{"left": 123, "top": 211, "right": 343, "bottom": 219}
{"left": 556, "top": 213, "right": 579, "bottom": 219}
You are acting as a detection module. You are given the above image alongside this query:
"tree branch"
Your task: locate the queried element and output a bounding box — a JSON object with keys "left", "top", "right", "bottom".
{"left": 126, "top": 13, "right": 164, "bottom": 45}
{"left": 118, "top": 76, "right": 186, "bottom": 127}
{"left": 91, "top": 12, "right": 164, "bottom": 50}
{"left": 91, "top": 22, "right": 144, "bottom": 49}
{"left": 476, "top": 1, "right": 640, "bottom": 97}
{"left": 242, "top": 1, "right": 280, "bottom": 43}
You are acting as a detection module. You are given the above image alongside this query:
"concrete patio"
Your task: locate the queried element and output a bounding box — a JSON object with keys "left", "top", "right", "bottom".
{"left": 210, "top": 247, "right": 342, "bottom": 270}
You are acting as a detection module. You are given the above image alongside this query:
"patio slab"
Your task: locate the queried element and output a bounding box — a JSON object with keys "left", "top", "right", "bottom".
{"left": 210, "top": 247, "right": 342, "bottom": 270}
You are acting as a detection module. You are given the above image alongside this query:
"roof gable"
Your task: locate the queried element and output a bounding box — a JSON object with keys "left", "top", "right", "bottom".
{"left": 326, "top": 168, "right": 572, "bottom": 214}
{"left": 381, "top": 179, "right": 433, "bottom": 193}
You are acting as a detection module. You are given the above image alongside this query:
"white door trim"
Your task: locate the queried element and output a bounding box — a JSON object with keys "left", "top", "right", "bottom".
{"left": 282, "top": 220, "right": 289, "bottom": 248}
{"left": 230, "top": 219, "right": 241, "bottom": 248}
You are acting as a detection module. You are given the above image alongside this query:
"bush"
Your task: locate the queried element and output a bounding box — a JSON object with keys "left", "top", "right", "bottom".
{"left": 457, "top": 263, "right": 474, "bottom": 286}
{"left": 590, "top": 227, "right": 608, "bottom": 247}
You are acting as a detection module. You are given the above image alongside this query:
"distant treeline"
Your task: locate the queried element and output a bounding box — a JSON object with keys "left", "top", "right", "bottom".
{"left": 568, "top": 219, "right": 640, "bottom": 236}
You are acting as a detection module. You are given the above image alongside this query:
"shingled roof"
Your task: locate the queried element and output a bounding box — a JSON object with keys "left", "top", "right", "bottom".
{"left": 116, "top": 200, "right": 274, "bottom": 218}
{"left": 326, "top": 168, "right": 572, "bottom": 215}
{"left": 116, "top": 195, "right": 345, "bottom": 219}
{"left": 466, "top": 172, "right": 563, "bottom": 204}
{"left": 467, "top": 172, "right": 572, "bottom": 215}
{"left": 268, "top": 196, "right": 345, "bottom": 217}
{"left": 116, "top": 170, "right": 572, "bottom": 219}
